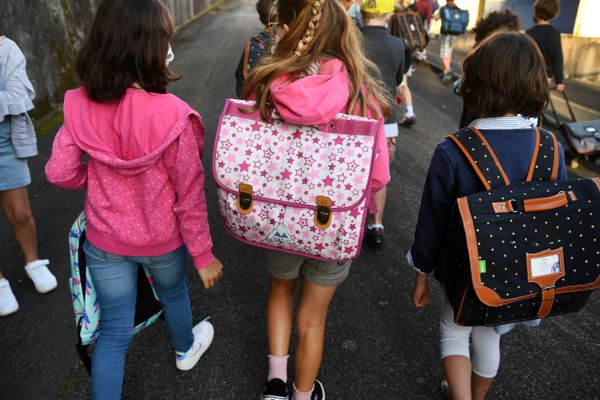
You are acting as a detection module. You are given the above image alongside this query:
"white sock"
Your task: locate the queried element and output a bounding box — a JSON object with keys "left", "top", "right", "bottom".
{"left": 406, "top": 105, "right": 415, "bottom": 117}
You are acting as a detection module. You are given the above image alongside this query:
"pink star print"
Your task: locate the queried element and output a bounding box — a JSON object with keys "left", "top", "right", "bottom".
{"left": 251, "top": 121, "right": 262, "bottom": 132}
{"left": 292, "top": 130, "right": 302, "bottom": 139}
{"left": 239, "top": 161, "right": 250, "bottom": 172}
{"left": 333, "top": 136, "right": 344, "bottom": 146}
{"left": 281, "top": 169, "right": 292, "bottom": 180}
{"left": 323, "top": 176, "right": 334, "bottom": 186}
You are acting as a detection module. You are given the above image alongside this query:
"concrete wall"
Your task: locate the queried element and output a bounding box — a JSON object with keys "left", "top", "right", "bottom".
{"left": 0, "top": 0, "right": 222, "bottom": 116}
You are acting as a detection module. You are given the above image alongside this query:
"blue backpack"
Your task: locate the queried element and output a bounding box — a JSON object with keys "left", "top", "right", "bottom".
{"left": 69, "top": 212, "right": 163, "bottom": 375}
{"left": 440, "top": 6, "right": 469, "bottom": 35}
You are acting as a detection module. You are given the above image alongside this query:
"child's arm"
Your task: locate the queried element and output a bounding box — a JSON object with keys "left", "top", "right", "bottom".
{"left": 163, "top": 114, "right": 221, "bottom": 287}
{"left": 45, "top": 125, "right": 87, "bottom": 189}
{"left": 0, "top": 39, "right": 35, "bottom": 117}
{"left": 551, "top": 30, "right": 565, "bottom": 91}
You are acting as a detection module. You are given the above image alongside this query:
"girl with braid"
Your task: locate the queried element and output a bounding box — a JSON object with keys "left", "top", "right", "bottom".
{"left": 241, "top": 0, "right": 391, "bottom": 399}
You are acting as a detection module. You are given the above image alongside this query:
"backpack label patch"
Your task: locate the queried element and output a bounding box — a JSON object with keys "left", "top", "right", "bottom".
{"left": 269, "top": 225, "right": 293, "bottom": 242}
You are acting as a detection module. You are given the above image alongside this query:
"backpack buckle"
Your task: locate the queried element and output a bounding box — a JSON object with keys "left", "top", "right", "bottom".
{"left": 237, "top": 183, "right": 254, "bottom": 215}
{"left": 315, "top": 196, "right": 332, "bottom": 230}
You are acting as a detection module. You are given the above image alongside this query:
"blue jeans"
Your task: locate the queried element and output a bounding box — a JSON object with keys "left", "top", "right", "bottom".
{"left": 83, "top": 242, "right": 194, "bottom": 400}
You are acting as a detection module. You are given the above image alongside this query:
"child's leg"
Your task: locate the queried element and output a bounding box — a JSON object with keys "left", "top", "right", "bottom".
{"left": 1, "top": 188, "right": 38, "bottom": 263}
{"left": 140, "top": 246, "right": 194, "bottom": 353}
{"left": 264, "top": 251, "right": 304, "bottom": 383}
{"left": 84, "top": 241, "right": 138, "bottom": 400}
{"left": 294, "top": 279, "right": 337, "bottom": 392}
{"left": 371, "top": 185, "right": 387, "bottom": 226}
{"left": 440, "top": 292, "right": 474, "bottom": 400}
{"left": 470, "top": 326, "right": 500, "bottom": 400}
{"left": 267, "top": 277, "right": 297, "bottom": 378}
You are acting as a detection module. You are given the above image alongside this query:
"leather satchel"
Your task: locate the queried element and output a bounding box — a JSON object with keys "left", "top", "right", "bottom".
{"left": 441, "top": 127, "right": 600, "bottom": 326}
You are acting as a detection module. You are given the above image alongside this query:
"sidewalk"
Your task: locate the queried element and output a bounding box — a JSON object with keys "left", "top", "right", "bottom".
{"left": 424, "top": 37, "right": 600, "bottom": 126}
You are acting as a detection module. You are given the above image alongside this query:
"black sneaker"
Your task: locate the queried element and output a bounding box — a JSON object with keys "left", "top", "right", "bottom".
{"left": 365, "top": 224, "right": 384, "bottom": 246}
{"left": 399, "top": 115, "right": 416, "bottom": 127}
{"left": 311, "top": 380, "right": 325, "bottom": 400}
{"left": 261, "top": 378, "right": 289, "bottom": 400}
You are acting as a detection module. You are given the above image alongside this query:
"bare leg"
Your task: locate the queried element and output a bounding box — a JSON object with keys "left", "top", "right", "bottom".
{"left": 370, "top": 186, "right": 387, "bottom": 225}
{"left": 1, "top": 188, "right": 38, "bottom": 264}
{"left": 442, "top": 355, "right": 473, "bottom": 400}
{"left": 294, "top": 279, "right": 337, "bottom": 392}
{"left": 472, "top": 372, "right": 494, "bottom": 400}
{"left": 442, "top": 56, "right": 452, "bottom": 75}
{"left": 398, "top": 78, "right": 413, "bottom": 109}
{"left": 267, "top": 277, "right": 297, "bottom": 356}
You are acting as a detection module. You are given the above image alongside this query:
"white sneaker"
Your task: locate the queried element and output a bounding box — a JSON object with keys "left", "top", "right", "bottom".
{"left": 25, "top": 259, "right": 57, "bottom": 294}
{"left": 175, "top": 319, "right": 214, "bottom": 371}
{"left": 0, "top": 279, "right": 19, "bottom": 316}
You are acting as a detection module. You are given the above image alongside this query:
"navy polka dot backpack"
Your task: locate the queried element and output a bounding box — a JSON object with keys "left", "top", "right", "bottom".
{"left": 441, "top": 127, "right": 600, "bottom": 326}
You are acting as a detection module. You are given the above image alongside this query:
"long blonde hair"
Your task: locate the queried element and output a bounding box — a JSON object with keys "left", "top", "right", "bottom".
{"left": 241, "top": 0, "right": 392, "bottom": 120}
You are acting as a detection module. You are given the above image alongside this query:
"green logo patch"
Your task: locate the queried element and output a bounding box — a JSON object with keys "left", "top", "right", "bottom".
{"left": 479, "top": 260, "right": 487, "bottom": 273}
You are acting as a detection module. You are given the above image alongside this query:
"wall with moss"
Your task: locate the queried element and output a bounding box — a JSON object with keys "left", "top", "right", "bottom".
{"left": 0, "top": 0, "right": 221, "bottom": 117}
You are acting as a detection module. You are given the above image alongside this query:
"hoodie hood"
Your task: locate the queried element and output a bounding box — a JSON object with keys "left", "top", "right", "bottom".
{"left": 63, "top": 87, "right": 199, "bottom": 175}
{"left": 270, "top": 58, "right": 350, "bottom": 126}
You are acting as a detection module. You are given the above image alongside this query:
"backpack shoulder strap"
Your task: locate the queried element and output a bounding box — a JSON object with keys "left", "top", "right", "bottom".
{"left": 526, "top": 128, "right": 559, "bottom": 181}
{"left": 242, "top": 40, "right": 251, "bottom": 80}
{"left": 447, "top": 126, "right": 510, "bottom": 190}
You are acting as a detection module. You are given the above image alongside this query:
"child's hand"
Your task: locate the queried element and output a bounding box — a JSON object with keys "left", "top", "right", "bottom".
{"left": 412, "top": 273, "right": 430, "bottom": 308}
{"left": 197, "top": 259, "right": 223, "bottom": 289}
{"left": 556, "top": 83, "right": 565, "bottom": 92}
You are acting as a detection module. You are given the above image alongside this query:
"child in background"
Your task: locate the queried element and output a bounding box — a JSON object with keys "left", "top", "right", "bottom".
{"left": 46, "top": 0, "right": 223, "bottom": 398}
{"left": 235, "top": 0, "right": 273, "bottom": 97}
{"left": 241, "top": 0, "right": 391, "bottom": 398}
{"left": 408, "top": 32, "right": 566, "bottom": 400}
{"left": 0, "top": 36, "right": 57, "bottom": 317}
{"left": 360, "top": 0, "right": 405, "bottom": 246}
{"left": 526, "top": 0, "right": 565, "bottom": 92}
{"left": 438, "top": 0, "right": 459, "bottom": 83}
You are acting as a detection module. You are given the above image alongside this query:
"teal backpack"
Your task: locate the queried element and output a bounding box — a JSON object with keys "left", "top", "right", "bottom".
{"left": 69, "top": 212, "right": 163, "bottom": 375}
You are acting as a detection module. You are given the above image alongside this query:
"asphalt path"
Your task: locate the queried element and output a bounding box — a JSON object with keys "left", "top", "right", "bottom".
{"left": 1, "top": 0, "right": 599, "bottom": 399}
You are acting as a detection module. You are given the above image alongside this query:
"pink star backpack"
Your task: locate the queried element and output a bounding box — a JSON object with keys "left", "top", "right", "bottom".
{"left": 213, "top": 99, "right": 381, "bottom": 262}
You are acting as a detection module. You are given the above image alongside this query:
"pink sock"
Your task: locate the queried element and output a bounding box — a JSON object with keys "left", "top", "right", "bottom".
{"left": 292, "top": 383, "right": 314, "bottom": 400}
{"left": 267, "top": 354, "right": 289, "bottom": 382}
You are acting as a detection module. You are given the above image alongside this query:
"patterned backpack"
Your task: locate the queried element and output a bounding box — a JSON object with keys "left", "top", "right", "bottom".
{"left": 69, "top": 212, "right": 163, "bottom": 374}
{"left": 441, "top": 127, "right": 600, "bottom": 326}
{"left": 213, "top": 99, "right": 382, "bottom": 262}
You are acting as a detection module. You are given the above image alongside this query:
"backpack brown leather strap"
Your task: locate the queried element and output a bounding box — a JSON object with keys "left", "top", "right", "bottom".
{"left": 526, "top": 128, "right": 559, "bottom": 182}
{"left": 448, "top": 126, "right": 510, "bottom": 190}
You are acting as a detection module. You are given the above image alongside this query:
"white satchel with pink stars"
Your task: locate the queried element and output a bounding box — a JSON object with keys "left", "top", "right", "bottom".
{"left": 213, "top": 99, "right": 381, "bottom": 262}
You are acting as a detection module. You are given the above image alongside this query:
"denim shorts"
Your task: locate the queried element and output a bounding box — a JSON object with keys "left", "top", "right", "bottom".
{"left": 0, "top": 118, "right": 31, "bottom": 191}
{"left": 264, "top": 250, "right": 351, "bottom": 287}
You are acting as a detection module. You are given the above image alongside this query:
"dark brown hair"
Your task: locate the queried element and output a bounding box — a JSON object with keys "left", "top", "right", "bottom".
{"left": 460, "top": 31, "right": 549, "bottom": 118}
{"left": 534, "top": 0, "right": 560, "bottom": 21}
{"left": 241, "top": 0, "right": 392, "bottom": 120}
{"left": 256, "top": 0, "right": 273, "bottom": 25}
{"left": 473, "top": 9, "right": 521, "bottom": 45}
{"left": 76, "top": 0, "right": 178, "bottom": 103}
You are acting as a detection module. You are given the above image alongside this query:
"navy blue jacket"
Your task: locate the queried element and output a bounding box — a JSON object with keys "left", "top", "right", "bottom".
{"left": 410, "top": 128, "right": 567, "bottom": 280}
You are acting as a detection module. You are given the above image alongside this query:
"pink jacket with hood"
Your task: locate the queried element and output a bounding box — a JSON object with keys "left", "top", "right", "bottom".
{"left": 269, "top": 58, "right": 390, "bottom": 204}
{"left": 46, "top": 88, "right": 215, "bottom": 269}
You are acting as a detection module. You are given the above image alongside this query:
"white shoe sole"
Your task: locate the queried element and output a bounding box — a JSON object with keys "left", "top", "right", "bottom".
{"left": 176, "top": 320, "right": 214, "bottom": 371}
{"left": 0, "top": 303, "right": 19, "bottom": 316}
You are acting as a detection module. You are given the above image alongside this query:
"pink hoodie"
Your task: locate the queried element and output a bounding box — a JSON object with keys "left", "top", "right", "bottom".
{"left": 270, "top": 58, "right": 390, "bottom": 205}
{"left": 46, "top": 88, "right": 215, "bottom": 269}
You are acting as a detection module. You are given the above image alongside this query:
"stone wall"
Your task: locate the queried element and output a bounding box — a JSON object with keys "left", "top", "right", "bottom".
{"left": 0, "top": 0, "right": 222, "bottom": 116}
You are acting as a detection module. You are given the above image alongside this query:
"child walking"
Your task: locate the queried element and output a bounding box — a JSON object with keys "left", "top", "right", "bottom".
{"left": 408, "top": 31, "right": 567, "bottom": 400}
{"left": 45, "top": 1, "right": 223, "bottom": 398}
{"left": 527, "top": 0, "right": 565, "bottom": 92}
{"left": 241, "top": 1, "right": 391, "bottom": 398}
{"left": 0, "top": 36, "right": 57, "bottom": 316}
{"left": 360, "top": 0, "right": 405, "bottom": 246}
